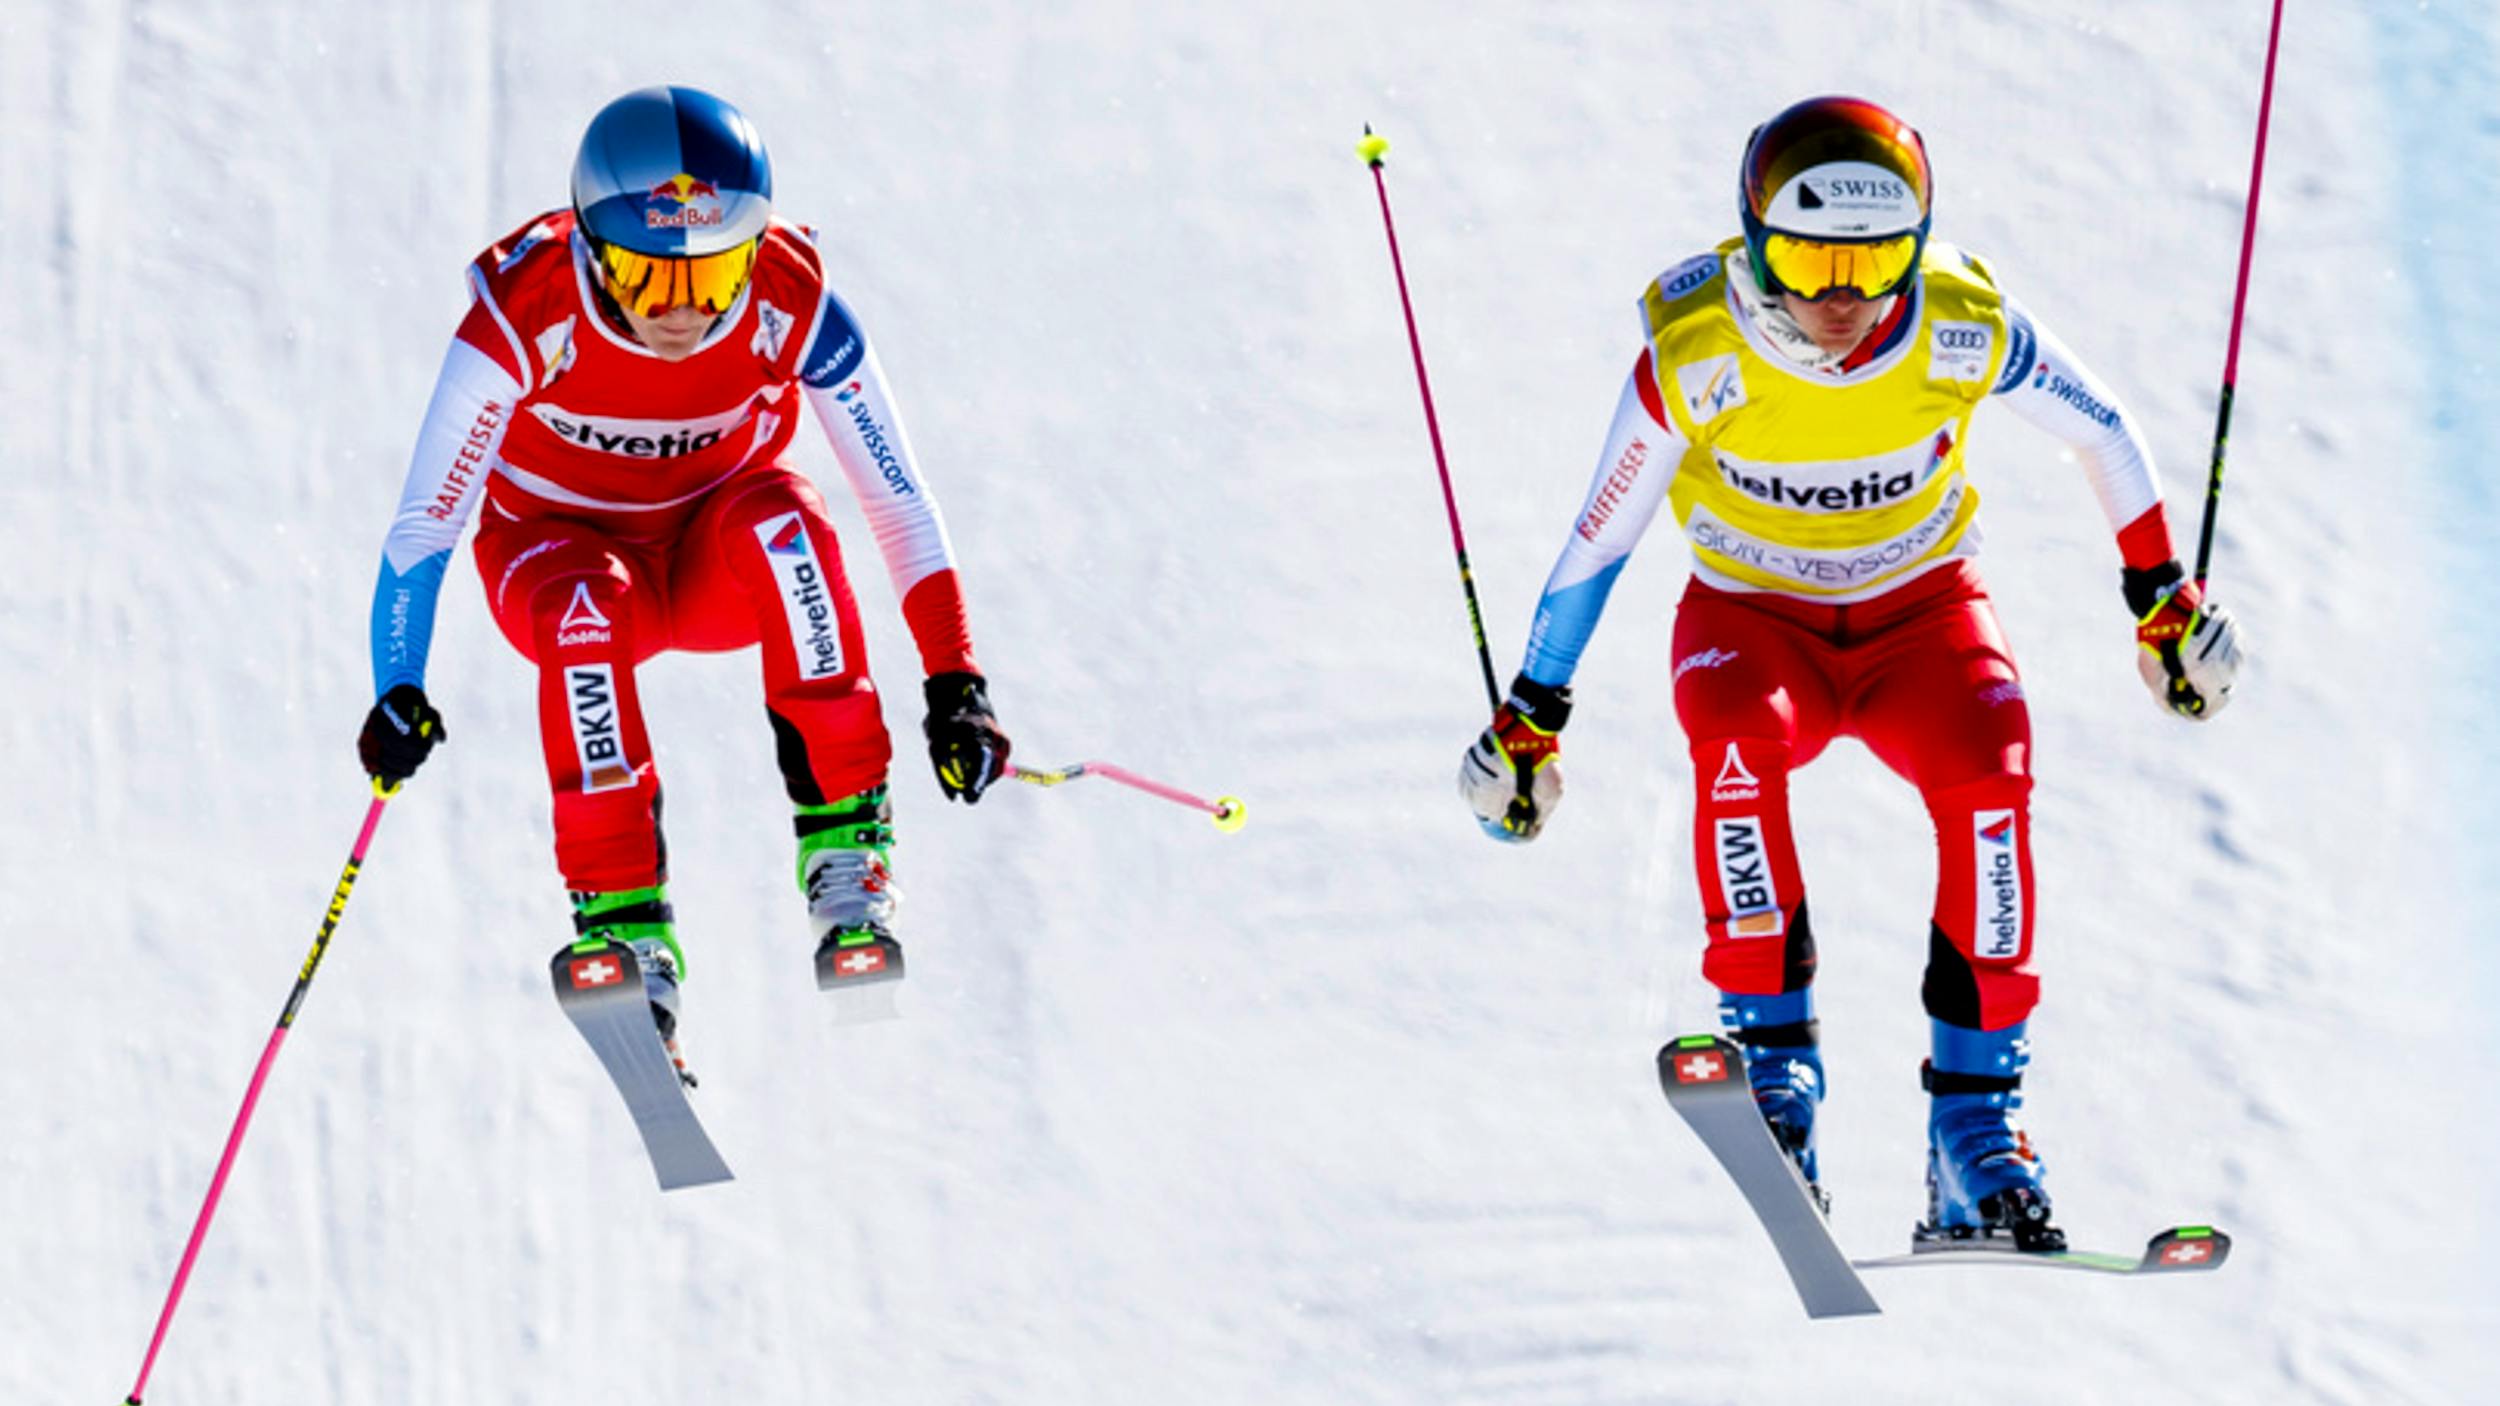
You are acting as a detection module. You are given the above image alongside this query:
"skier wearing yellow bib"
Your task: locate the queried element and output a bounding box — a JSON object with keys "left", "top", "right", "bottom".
{"left": 1457, "top": 96, "right": 2245, "bottom": 1249}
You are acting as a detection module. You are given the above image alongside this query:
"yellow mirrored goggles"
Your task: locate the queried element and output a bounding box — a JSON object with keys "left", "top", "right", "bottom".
{"left": 595, "top": 238, "right": 760, "bottom": 319}
{"left": 1760, "top": 231, "right": 1921, "bottom": 301}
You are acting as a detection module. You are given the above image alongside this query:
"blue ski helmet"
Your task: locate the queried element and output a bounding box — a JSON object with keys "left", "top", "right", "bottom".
{"left": 571, "top": 85, "right": 773, "bottom": 258}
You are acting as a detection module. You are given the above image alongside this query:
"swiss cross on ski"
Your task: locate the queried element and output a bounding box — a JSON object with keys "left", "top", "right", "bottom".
{"left": 1675, "top": 1048, "right": 1730, "bottom": 1084}
{"left": 570, "top": 954, "right": 625, "bottom": 988}
{"left": 832, "top": 946, "right": 887, "bottom": 978}
{"left": 2162, "top": 1239, "right": 2213, "bottom": 1265}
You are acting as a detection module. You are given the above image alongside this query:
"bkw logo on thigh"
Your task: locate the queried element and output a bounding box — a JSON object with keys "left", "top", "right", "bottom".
{"left": 1714, "top": 817, "right": 1784, "bottom": 938}
{"left": 566, "top": 664, "right": 636, "bottom": 793}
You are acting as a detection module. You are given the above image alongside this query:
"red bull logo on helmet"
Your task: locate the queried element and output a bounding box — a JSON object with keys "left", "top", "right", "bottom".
{"left": 645, "top": 172, "right": 725, "bottom": 230}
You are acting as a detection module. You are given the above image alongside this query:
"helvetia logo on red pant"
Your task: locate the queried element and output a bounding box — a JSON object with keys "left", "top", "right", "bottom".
{"left": 752, "top": 511, "right": 845, "bottom": 680}
{"left": 1972, "top": 809, "right": 2023, "bottom": 959}
{"left": 565, "top": 663, "right": 636, "bottom": 793}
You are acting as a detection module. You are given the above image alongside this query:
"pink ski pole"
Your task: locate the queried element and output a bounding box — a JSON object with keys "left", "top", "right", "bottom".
{"left": 1359, "top": 124, "right": 1503, "bottom": 716}
{"left": 1007, "top": 761, "right": 1246, "bottom": 832}
{"left": 2191, "top": 0, "right": 2286, "bottom": 590}
{"left": 123, "top": 780, "right": 401, "bottom": 1405}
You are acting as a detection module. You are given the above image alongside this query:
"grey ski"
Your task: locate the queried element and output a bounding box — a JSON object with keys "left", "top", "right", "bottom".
{"left": 552, "top": 940, "right": 734, "bottom": 1192}
{"left": 1656, "top": 1034, "right": 1881, "bottom": 1319}
{"left": 815, "top": 932, "right": 905, "bottom": 1024}
{"left": 1855, "top": 1224, "right": 2231, "bottom": 1276}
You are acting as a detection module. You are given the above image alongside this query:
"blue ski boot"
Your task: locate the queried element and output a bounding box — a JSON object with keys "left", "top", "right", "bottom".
{"left": 1920, "top": 1019, "right": 2063, "bottom": 1252}
{"left": 1722, "top": 989, "right": 1827, "bottom": 1210}
{"left": 568, "top": 885, "right": 694, "bottom": 1087}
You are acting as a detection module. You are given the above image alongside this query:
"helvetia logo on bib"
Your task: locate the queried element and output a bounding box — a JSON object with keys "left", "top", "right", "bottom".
{"left": 754, "top": 512, "right": 845, "bottom": 680}
{"left": 1972, "top": 809, "right": 2022, "bottom": 959}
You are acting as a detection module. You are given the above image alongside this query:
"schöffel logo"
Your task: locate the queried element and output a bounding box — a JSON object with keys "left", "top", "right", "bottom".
{"left": 1972, "top": 809, "right": 2022, "bottom": 959}
{"left": 1707, "top": 740, "right": 1759, "bottom": 804}
{"left": 753, "top": 512, "right": 845, "bottom": 680}
{"left": 555, "top": 580, "right": 612, "bottom": 648}
{"left": 2030, "top": 359, "right": 2121, "bottom": 429}
{"left": 834, "top": 383, "right": 916, "bottom": 496}
{"left": 800, "top": 298, "right": 867, "bottom": 388}
{"left": 1995, "top": 312, "right": 2040, "bottom": 393}
{"left": 566, "top": 664, "right": 636, "bottom": 793}
{"left": 1714, "top": 817, "right": 1782, "bottom": 938}
{"left": 804, "top": 334, "right": 862, "bottom": 386}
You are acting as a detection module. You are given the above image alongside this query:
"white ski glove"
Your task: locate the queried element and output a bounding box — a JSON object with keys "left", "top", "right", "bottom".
{"left": 1458, "top": 675, "right": 1572, "bottom": 841}
{"left": 2125, "top": 562, "right": 2244, "bottom": 721}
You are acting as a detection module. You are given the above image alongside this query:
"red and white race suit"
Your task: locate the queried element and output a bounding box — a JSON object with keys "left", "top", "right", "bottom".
{"left": 368, "top": 210, "right": 979, "bottom": 892}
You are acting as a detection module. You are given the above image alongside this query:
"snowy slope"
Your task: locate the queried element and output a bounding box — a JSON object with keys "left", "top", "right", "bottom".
{"left": 5, "top": 2, "right": 2496, "bottom": 1403}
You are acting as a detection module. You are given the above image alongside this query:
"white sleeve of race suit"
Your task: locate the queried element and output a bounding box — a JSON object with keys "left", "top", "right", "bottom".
{"left": 368, "top": 337, "right": 519, "bottom": 695}
{"left": 1518, "top": 358, "right": 1686, "bottom": 688}
{"left": 794, "top": 293, "right": 961, "bottom": 607}
{"left": 1989, "top": 296, "right": 2164, "bottom": 536}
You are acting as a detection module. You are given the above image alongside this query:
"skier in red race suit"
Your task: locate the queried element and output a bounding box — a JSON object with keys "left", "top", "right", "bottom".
{"left": 356, "top": 86, "right": 1010, "bottom": 1071}
{"left": 1457, "top": 96, "right": 2244, "bottom": 1250}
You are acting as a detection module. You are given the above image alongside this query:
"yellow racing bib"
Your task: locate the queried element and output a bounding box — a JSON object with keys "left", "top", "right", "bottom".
{"left": 1644, "top": 239, "right": 2011, "bottom": 600}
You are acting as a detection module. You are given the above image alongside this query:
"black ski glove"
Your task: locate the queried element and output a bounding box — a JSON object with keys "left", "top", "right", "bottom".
{"left": 358, "top": 683, "right": 448, "bottom": 784}
{"left": 922, "top": 671, "right": 1010, "bottom": 803}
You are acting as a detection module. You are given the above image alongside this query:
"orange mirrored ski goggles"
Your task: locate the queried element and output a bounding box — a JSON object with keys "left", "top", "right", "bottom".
{"left": 595, "top": 237, "right": 760, "bottom": 319}
{"left": 1759, "top": 231, "right": 1921, "bottom": 301}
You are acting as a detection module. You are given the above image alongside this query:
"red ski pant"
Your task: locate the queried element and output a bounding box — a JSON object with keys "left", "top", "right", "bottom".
{"left": 1670, "top": 561, "right": 2039, "bottom": 1031}
{"left": 473, "top": 464, "right": 891, "bottom": 893}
